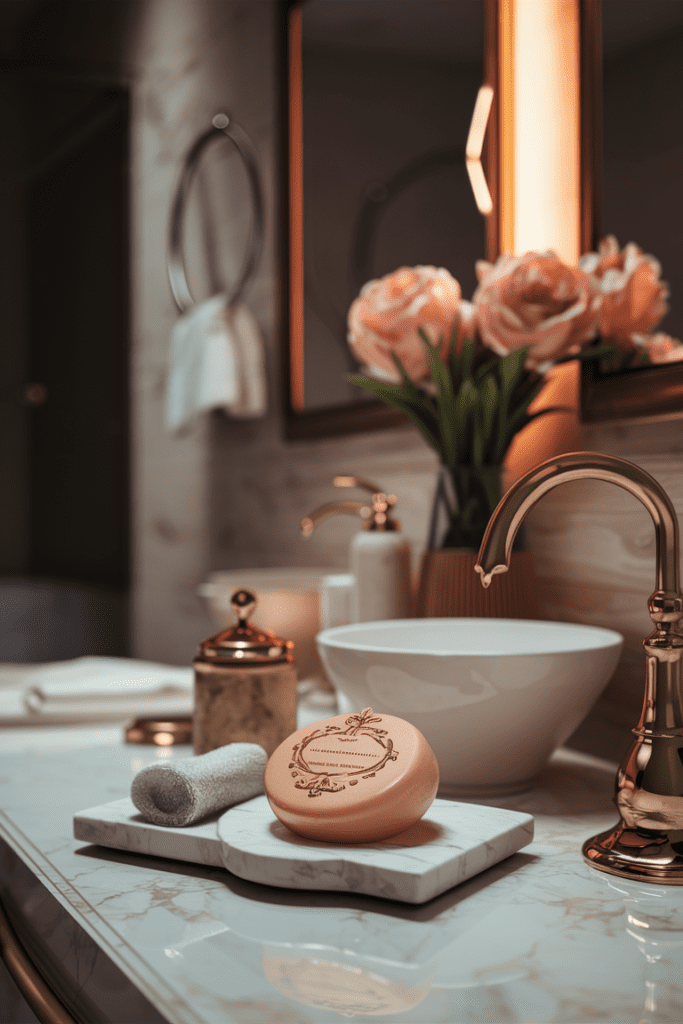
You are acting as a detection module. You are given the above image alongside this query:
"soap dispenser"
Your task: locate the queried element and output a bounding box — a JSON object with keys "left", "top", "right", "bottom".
{"left": 301, "top": 476, "right": 412, "bottom": 622}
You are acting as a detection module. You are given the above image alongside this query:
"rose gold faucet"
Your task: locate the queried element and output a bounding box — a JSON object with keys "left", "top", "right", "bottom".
{"left": 475, "top": 451, "right": 683, "bottom": 884}
{"left": 300, "top": 477, "right": 400, "bottom": 537}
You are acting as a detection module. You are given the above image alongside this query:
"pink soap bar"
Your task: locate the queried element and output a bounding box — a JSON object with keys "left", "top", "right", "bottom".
{"left": 264, "top": 706, "right": 439, "bottom": 843}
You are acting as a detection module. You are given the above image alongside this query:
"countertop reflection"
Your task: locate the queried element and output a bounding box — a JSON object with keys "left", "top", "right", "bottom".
{"left": 1, "top": 729, "right": 682, "bottom": 1023}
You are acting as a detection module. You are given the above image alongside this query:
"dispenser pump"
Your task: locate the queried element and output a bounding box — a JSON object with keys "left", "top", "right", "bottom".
{"left": 301, "top": 477, "right": 412, "bottom": 623}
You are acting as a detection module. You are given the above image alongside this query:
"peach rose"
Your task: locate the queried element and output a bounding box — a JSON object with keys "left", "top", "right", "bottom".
{"left": 472, "top": 251, "right": 599, "bottom": 370}
{"left": 644, "top": 332, "right": 683, "bottom": 364}
{"left": 347, "top": 266, "right": 469, "bottom": 382}
{"left": 579, "top": 235, "right": 668, "bottom": 341}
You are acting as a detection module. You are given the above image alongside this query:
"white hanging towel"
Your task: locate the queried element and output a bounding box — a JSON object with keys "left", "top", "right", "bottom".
{"left": 165, "top": 294, "right": 267, "bottom": 432}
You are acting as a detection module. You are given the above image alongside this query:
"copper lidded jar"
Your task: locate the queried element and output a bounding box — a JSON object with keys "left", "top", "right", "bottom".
{"left": 193, "top": 588, "right": 297, "bottom": 756}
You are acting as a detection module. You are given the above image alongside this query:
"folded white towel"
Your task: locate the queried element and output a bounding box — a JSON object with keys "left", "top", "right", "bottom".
{"left": 165, "top": 295, "right": 267, "bottom": 432}
{"left": 131, "top": 743, "right": 267, "bottom": 827}
{"left": 23, "top": 657, "right": 193, "bottom": 716}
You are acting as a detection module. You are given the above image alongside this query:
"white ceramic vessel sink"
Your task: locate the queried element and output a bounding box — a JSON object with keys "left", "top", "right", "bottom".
{"left": 317, "top": 618, "right": 623, "bottom": 797}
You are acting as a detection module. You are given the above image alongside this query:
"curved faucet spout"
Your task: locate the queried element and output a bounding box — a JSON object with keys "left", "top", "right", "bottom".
{"left": 476, "top": 450, "right": 683, "bottom": 884}
{"left": 475, "top": 451, "right": 680, "bottom": 599}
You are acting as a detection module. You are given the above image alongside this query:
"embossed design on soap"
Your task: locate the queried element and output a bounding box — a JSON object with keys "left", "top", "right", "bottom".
{"left": 288, "top": 707, "right": 398, "bottom": 797}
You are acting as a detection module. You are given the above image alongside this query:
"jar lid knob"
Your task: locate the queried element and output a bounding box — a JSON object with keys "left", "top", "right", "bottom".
{"left": 231, "top": 588, "right": 257, "bottom": 625}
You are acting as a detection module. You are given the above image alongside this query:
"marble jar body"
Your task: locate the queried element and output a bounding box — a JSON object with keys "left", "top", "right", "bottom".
{"left": 193, "top": 659, "right": 297, "bottom": 756}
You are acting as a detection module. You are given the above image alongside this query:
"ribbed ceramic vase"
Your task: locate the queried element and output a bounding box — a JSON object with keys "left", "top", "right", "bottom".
{"left": 415, "top": 548, "right": 540, "bottom": 619}
{"left": 415, "top": 463, "right": 540, "bottom": 619}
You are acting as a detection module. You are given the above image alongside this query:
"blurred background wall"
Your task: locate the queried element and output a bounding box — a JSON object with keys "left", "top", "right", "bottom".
{"left": 0, "top": 0, "right": 441, "bottom": 668}
{"left": 1, "top": 0, "right": 682, "bottom": 764}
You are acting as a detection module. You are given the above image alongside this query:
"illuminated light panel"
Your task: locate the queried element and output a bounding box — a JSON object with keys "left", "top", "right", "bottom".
{"left": 500, "top": 0, "right": 583, "bottom": 489}
{"left": 466, "top": 84, "right": 494, "bottom": 160}
{"left": 498, "top": 0, "right": 515, "bottom": 254}
{"left": 289, "top": 7, "right": 305, "bottom": 410}
{"left": 467, "top": 159, "right": 494, "bottom": 216}
{"left": 513, "top": 0, "right": 580, "bottom": 262}
{"left": 466, "top": 85, "right": 494, "bottom": 215}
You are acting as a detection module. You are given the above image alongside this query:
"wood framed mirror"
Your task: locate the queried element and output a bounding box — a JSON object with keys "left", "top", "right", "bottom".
{"left": 580, "top": 0, "right": 683, "bottom": 424}
{"left": 281, "top": 0, "right": 500, "bottom": 440}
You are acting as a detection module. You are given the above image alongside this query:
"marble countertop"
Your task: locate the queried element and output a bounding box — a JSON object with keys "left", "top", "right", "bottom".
{"left": 1, "top": 719, "right": 683, "bottom": 1022}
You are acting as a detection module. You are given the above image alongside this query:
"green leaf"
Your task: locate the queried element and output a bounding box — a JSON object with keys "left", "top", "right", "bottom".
{"left": 474, "top": 356, "right": 499, "bottom": 383}
{"left": 346, "top": 373, "right": 406, "bottom": 403}
{"left": 555, "top": 344, "right": 622, "bottom": 364}
{"left": 347, "top": 374, "right": 442, "bottom": 455}
{"left": 498, "top": 346, "right": 529, "bottom": 397}
{"left": 447, "top": 319, "right": 464, "bottom": 394}
{"left": 509, "top": 374, "right": 542, "bottom": 418}
{"left": 472, "top": 377, "right": 502, "bottom": 468}
{"left": 478, "top": 373, "right": 499, "bottom": 442}
{"left": 419, "top": 329, "right": 459, "bottom": 468}
{"left": 513, "top": 375, "right": 546, "bottom": 417}
{"left": 390, "top": 352, "right": 421, "bottom": 397}
{"left": 387, "top": 353, "right": 442, "bottom": 420}
{"left": 346, "top": 369, "right": 434, "bottom": 416}
{"left": 493, "top": 346, "right": 530, "bottom": 462}
{"left": 460, "top": 332, "right": 476, "bottom": 382}
{"left": 502, "top": 376, "right": 546, "bottom": 449}
{"left": 480, "top": 466, "right": 503, "bottom": 516}
{"left": 472, "top": 411, "right": 485, "bottom": 467}
{"left": 505, "top": 404, "right": 576, "bottom": 441}
{"left": 453, "top": 379, "right": 479, "bottom": 466}
{"left": 445, "top": 316, "right": 460, "bottom": 363}
{"left": 448, "top": 348, "right": 464, "bottom": 395}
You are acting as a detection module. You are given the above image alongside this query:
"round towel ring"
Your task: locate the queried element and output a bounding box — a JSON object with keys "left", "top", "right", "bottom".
{"left": 167, "top": 113, "right": 264, "bottom": 314}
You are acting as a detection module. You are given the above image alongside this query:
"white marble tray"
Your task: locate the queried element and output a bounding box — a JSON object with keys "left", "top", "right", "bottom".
{"left": 73, "top": 795, "right": 533, "bottom": 904}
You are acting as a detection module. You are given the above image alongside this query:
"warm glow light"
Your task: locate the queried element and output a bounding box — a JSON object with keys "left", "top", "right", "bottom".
{"left": 498, "top": 0, "right": 516, "bottom": 254}
{"left": 465, "top": 85, "right": 494, "bottom": 215}
{"left": 513, "top": 0, "right": 580, "bottom": 262}
{"left": 466, "top": 159, "right": 493, "bottom": 216}
{"left": 499, "top": 0, "right": 584, "bottom": 484}
{"left": 154, "top": 732, "right": 175, "bottom": 746}
{"left": 466, "top": 85, "right": 494, "bottom": 160}
{"left": 289, "top": 7, "right": 305, "bottom": 410}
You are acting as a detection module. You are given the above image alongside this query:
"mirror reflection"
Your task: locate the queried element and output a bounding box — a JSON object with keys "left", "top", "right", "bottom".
{"left": 581, "top": 0, "right": 683, "bottom": 422}
{"left": 293, "top": 0, "right": 488, "bottom": 414}
{"left": 602, "top": 0, "right": 683, "bottom": 343}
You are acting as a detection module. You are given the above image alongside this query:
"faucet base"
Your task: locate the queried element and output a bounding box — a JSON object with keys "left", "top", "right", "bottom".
{"left": 583, "top": 824, "right": 683, "bottom": 884}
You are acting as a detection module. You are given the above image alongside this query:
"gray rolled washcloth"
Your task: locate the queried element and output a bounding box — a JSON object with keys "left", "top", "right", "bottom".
{"left": 131, "top": 743, "right": 268, "bottom": 827}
